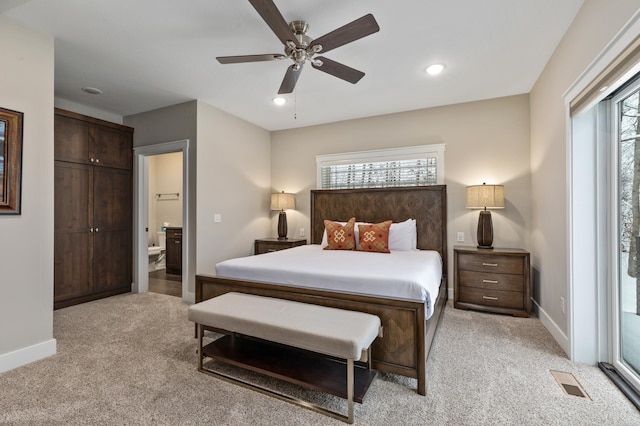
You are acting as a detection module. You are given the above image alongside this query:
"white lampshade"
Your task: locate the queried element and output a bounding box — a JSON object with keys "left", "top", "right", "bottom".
{"left": 270, "top": 192, "right": 295, "bottom": 211}
{"left": 465, "top": 184, "right": 505, "bottom": 209}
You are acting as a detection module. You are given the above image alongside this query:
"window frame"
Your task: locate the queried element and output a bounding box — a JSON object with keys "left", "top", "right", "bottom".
{"left": 315, "top": 144, "right": 445, "bottom": 190}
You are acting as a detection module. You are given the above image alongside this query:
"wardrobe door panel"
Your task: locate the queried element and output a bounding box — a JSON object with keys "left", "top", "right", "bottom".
{"left": 93, "top": 167, "right": 132, "bottom": 231}
{"left": 54, "top": 232, "right": 93, "bottom": 302}
{"left": 93, "top": 229, "right": 131, "bottom": 293}
{"left": 92, "top": 126, "right": 132, "bottom": 170}
{"left": 54, "top": 115, "right": 91, "bottom": 164}
{"left": 54, "top": 162, "right": 93, "bottom": 305}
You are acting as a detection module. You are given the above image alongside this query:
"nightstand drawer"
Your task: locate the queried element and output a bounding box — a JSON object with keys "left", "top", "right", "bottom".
{"left": 457, "top": 253, "right": 523, "bottom": 275}
{"left": 258, "top": 242, "right": 290, "bottom": 253}
{"left": 254, "top": 238, "right": 307, "bottom": 255}
{"left": 458, "top": 270, "right": 524, "bottom": 292}
{"left": 458, "top": 287, "right": 524, "bottom": 310}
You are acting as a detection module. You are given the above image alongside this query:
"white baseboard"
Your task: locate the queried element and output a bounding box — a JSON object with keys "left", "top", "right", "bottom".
{"left": 533, "top": 299, "right": 571, "bottom": 358}
{"left": 0, "top": 338, "right": 57, "bottom": 373}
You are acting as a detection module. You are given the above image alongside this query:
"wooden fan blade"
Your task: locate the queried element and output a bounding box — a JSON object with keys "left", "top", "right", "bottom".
{"left": 309, "top": 14, "right": 379, "bottom": 54}
{"left": 249, "top": 0, "right": 301, "bottom": 48}
{"left": 216, "top": 54, "right": 286, "bottom": 64}
{"left": 278, "top": 64, "right": 303, "bottom": 94}
{"left": 312, "top": 57, "right": 365, "bottom": 84}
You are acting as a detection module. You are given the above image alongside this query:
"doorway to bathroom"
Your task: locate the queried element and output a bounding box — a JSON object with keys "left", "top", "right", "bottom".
{"left": 147, "top": 152, "right": 183, "bottom": 297}
{"left": 133, "top": 139, "right": 189, "bottom": 301}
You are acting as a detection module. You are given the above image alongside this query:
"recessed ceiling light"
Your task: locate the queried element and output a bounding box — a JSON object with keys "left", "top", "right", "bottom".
{"left": 272, "top": 97, "right": 286, "bottom": 106}
{"left": 425, "top": 64, "right": 445, "bottom": 76}
{"left": 81, "top": 86, "right": 103, "bottom": 95}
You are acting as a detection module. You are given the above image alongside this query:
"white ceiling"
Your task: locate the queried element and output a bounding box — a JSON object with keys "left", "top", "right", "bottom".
{"left": 4, "top": 0, "right": 584, "bottom": 131}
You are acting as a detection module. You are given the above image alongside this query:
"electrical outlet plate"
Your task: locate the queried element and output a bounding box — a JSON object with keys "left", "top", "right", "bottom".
{"left": 299, "top": 228, "right": 305, "bottom": 237}
{"left": 456, "top": 232, "right": 464, "bottom": 242}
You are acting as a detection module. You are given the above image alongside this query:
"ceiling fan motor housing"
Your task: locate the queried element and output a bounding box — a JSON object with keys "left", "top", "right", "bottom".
{"left": 285, "top": 20, "right": 318, "bottom": 67}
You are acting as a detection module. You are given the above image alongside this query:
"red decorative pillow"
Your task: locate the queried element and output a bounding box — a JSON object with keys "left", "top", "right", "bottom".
{"left": 323, "top": 217, "right": 356, "bottom": 250}
{"left": 357, "top": 221, "right": 392, "bottom": 253}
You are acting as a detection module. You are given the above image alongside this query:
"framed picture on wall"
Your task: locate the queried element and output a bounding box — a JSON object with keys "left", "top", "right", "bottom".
{"left": 0, "top": 107, "right": 24, "bottom": 215}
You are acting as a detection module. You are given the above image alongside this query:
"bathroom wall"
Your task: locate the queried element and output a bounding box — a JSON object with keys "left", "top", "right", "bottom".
{"left": 148, "top": 152, "right": 183, "bottom": 246}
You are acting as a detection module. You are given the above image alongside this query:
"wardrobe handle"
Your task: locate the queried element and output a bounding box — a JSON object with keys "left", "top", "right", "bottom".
{"left": 89, "top": 228, "right": 94, "bottom": 233}
{"left": 95, "top": 158, "right": 100, "bottom": 164}
{"left": 482, "top": 262, "right": 498, "bottom": 267}
{"left": 483, "top": 279, "right": 498, "bottom": 284}
{"left": 95, "top": 228, "right": 99, "bottom": 233}
{"left": 482, "top": 296, "right": 498, "bottom": 301}
{"left": 90, "top": 158, "right": 95, "bottom": 163}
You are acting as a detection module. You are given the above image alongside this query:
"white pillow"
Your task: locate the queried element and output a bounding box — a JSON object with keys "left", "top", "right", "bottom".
{"left": 388, "top": 219, "right": 417, "bottom": 251}
{"left": 321, "top": 218, "right": 417, "bottom": 251}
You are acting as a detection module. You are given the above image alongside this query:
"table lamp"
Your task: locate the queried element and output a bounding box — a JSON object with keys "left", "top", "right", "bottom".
{"left": 271, "top": 191, "right": 295, "bottom": 240}
{"left": 465, "top": 183, "right": 504, "bottom": 249}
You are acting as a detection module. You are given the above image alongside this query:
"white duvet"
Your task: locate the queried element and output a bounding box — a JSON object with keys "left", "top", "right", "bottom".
{"left": 215, "top": 245, "right": 442, "bottom": 319}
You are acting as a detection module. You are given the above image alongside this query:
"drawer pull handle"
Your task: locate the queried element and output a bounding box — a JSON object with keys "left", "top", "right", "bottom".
{"left": 267, "top": 249, "right": 276, "bottom": 252}
{"left": 482, "top": 296, "right": 498, "bottom": 301}
{"left": 483, "top": 279, "right": 498, "bottom": 284}
{"left": 482, "top": 262, "right": 498, "bottom": 267}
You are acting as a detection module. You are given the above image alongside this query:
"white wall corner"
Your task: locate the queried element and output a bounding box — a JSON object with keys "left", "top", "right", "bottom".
{"left": 0, "top": 339, "right": 56, "bottom": 374}
{"left": 534, "top": 299, "right": 570, "bottom": 357}
{"left": 183, "top": 291, "right": 195, "bottom": 304}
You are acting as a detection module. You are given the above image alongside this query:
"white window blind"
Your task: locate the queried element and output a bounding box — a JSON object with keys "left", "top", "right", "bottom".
{"left": 316, "top": 144, "right": 445, "bottom": 190}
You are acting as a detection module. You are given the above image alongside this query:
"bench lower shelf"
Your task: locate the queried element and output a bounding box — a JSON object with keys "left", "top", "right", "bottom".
{"left": 202, "top": 334, "right": 377, "bottom": 403}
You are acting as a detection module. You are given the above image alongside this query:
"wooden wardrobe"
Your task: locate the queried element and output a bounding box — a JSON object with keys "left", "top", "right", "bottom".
{"left": 54, "top": 109, "right": 133, "bottom": 309}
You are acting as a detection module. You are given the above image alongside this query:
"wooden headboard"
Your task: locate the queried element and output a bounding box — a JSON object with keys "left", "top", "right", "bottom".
{"left": 310, "top": 185, "right": 447, "bottom": 275}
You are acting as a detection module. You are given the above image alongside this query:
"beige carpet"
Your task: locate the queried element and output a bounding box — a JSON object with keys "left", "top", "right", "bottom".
{"left": 0, "top": 292, "right": 639, "bottom": 425}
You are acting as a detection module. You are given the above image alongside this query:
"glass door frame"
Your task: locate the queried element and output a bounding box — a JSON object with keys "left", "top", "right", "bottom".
{"left": 610, "top": 81, "right": 640, "bottom": 395}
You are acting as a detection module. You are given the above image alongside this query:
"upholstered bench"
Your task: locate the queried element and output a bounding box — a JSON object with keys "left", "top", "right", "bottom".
{"left": 188, "top": 292, "right": 382, "bottom": 423}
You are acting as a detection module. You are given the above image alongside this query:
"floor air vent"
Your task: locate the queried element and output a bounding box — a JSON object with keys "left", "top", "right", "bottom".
{"left": 551, "top": 370, "right": 591, "bottom": 400}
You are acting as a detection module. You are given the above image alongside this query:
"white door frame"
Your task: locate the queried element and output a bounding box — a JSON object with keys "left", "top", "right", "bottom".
{"left": 132, "top": 140, "right": 190, "bottom": 301}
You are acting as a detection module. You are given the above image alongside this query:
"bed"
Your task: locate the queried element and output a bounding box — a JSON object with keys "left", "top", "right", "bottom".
{"left": 196, "top": 185, "right": 448, "bottom": 395}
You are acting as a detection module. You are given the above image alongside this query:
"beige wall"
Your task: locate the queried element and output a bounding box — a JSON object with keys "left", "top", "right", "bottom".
{"left": 0, "top": 17, "right": 55, "bottom": 371}
{"left": 125, "top": 101, "right": 198, "bottom": 294}
{"left": 126, "top": 100, "right": 271, "bottom": 293}
{"left": 530, "top": 0, "right": 640, "bottom": 347}
{"left": 271, "top": 95, "right": 531, "bottom": 290}
{"left": 195, "top": 101, "right": 272, "bottom": 274}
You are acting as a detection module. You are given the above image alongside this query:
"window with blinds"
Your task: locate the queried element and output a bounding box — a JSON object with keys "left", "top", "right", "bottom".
{"left": 316, "top": 144, "right": 444, "bottom": 190}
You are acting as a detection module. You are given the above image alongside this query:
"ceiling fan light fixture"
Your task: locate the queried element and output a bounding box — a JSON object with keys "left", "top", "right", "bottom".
{"left": 272, "top": 96, "right": 287, "bottom": 106}
{"left": 425, "top": 64, "right": 445, "bottom": 76}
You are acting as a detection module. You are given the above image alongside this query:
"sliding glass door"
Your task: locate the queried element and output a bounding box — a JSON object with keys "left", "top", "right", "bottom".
{"left": 612, "top": 82, "right": 640, "bottom": 394}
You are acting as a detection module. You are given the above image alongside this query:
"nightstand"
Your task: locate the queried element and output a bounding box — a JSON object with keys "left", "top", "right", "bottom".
{"left": 254, "top": 238, "right": 306, "bottom": 255}
{"left": 454, "top": 246, "right": 531, "bottom": 317}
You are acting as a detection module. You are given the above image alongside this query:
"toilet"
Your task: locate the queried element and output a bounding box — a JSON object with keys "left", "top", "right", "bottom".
{"left": 148, "top": 231, "right": 166, "bottom": 271}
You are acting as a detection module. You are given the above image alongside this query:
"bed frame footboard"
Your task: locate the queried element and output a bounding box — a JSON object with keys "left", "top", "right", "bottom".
{"left": 196, "top": 274, "right": 447, "bottom": 395}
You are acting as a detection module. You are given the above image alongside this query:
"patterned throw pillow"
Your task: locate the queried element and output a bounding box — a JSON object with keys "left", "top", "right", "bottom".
{"left": 357, "top": 220, "right": 392, "bottom": 253}
{"left": 323, "top": 217, "right": 356, "bottom": 250}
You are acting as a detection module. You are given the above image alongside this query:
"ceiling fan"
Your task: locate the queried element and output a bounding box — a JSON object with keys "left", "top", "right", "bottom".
{"left": 216, "top": 0, "right": 380, "bottom": 94}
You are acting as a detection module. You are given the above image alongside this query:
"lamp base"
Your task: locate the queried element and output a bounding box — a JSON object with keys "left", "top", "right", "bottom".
{"left": 477, "top": 210, "right": 494, "bottom": 249}
{"left": 277, "top": 211, "right": 288, "bottom": 240}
